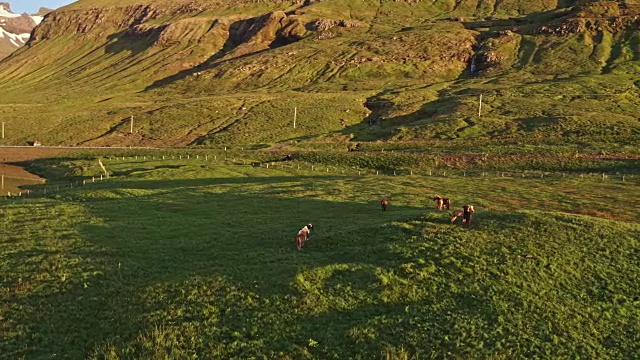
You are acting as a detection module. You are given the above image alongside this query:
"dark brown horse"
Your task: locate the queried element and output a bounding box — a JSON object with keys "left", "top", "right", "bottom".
{"left": 451, "top": 205, "right": 474, "bottom": 226}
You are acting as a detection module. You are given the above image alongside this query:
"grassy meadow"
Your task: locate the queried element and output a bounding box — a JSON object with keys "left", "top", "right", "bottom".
{"left": 1, "top": 154, "right": 639, "bottom": 359}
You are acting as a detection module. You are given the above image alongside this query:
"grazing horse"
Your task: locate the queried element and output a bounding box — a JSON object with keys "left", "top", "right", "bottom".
{"left": 380, "top": 199, "right": 389, "bottom": 211}
{"left": 295, "top": 224, "right": 313, "bottom": 250}
{"left": 432, "top": 196, "right": 451, "bottom": 211}
{"left": 451, "top": 205, "right": 474, "bottom": 226}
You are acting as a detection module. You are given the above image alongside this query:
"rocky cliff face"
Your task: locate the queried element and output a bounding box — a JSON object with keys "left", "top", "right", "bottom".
{"left": 21, "top": 0, "right": 616, "bottom": 87}
{"left": 0, "top": 2, "right": 50, "bottom": 59}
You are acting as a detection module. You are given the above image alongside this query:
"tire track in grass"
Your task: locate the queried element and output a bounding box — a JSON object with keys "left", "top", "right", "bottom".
{"left": 198, "top": 99, "right": 270, "bottom": 139}
{"left": 321, "top": 49, "right": 358, "bottom": 82}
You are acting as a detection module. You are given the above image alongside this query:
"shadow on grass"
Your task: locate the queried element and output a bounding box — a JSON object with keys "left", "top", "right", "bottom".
{"left": 4, "top": 175, "right": 430, "bottom": 357}
{"left": 110, "top": 164, "right": 187, "bottom": 177}
{"left": 91, "top": 174, "right": 350, "bottom": 189}
{"left": 9, "top": 175, "right": 639, "bottom": 357}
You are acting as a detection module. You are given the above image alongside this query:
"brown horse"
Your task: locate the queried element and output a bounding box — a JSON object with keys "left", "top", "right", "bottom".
{"left": 451, "top": 205, "right": 474, "bottom": 226}
{"left": 380, "top": 199, "right": 389, "bottom": 211}
{"left": 433, "top": 196, "right": 451, "bottom": 211}
{"left": 295, "top": 224, "right": 313, "bottom": 250}
{"left": 295, "top": 232, "right": 307, "bottom": 250}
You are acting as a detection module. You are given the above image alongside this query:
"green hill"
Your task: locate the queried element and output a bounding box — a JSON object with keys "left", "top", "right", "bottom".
{"left": 0, "top": 0, "right": 639, "bottom": 147}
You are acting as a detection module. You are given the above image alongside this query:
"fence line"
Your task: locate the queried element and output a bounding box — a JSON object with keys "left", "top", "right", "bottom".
{"left": 0, "top": 174, "right": 108, "bottom": 199}
{"left": 251, "top": 161, "right": 635, "bottom": 182}
{"left": 1, "top": 154, "right": 636, "bottom": 200}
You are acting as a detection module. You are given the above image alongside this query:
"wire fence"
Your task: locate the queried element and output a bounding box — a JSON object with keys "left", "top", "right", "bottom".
{"left": 0, "top": 174, "right": 108, "bottom": 199}
{"left": 0, "top": 153, "right": 636, "bottom": 200}
{"left": 103, "top": 153, "right": 639, "bottom": 182}
{"left": 253, "top": 160, "right": 636, "bottom": 182}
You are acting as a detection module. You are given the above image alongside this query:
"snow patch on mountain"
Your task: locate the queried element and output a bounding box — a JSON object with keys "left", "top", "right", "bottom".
{"left": 0, "top": 29, "right": 27, "bottom": 48}
{"left": 0, "top": 27, "right": 28, "bottom": 43}
{"left": 0, "top": 4, "right": 20, "bottom": 18}
{"left": 0, "top": 3, "right": 50, "bottom": 59}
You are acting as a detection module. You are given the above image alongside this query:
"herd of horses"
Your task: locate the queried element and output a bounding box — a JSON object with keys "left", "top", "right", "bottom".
{"left": 295, "top": 197, "right": 474, "bottom": 250}
{"left": 430, "top": 196, "right": 475, "bottom": 226}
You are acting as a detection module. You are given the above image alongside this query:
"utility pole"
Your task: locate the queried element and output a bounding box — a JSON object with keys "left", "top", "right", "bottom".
{"left": 293, "top": 107, "right": 297, "bottom": 129}
{"left": 478, "top": 94, "right": 483, "bottom": 117}
{"left": 130, "top": 116, "right": 134, "bottom": 134}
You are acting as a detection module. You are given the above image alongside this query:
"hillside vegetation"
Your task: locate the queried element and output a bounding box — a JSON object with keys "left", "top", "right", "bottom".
{"left": 0, "top": 0, "right": 639, "bottom": 148}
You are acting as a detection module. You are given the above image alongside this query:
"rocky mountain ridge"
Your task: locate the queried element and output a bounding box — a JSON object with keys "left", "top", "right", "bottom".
{"left": 0, "top": 2, "right": 52, "bottom": 59}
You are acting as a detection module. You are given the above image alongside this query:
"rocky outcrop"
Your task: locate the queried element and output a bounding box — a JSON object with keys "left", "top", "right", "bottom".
{"left": 539, "top": 1, "right": 640, "bottom": 36}
{"left": 34, "top": 7, "right": 54, "bottom": 17}
{"left": 307, "top": 19, "right": 364, "bottom": 31}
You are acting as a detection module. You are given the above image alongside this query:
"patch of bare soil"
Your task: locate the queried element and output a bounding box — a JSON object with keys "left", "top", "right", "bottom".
{"left": 0, "top": 147, "right": 71, "bottom": 162}
{"left": 0, "top": 148, "right": 70, "bottom": 194}
{"left": 0, "top": 163, "right": 43, "bottom": 180}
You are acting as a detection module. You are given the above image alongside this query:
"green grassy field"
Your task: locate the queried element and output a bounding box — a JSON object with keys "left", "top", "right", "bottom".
{"left": 1, "top": 155, "right": 639, "bottom": 358}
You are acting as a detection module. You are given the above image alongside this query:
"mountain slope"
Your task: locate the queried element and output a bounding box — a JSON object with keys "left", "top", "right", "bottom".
{"left": 0, "top": 0, "right": 638, "bottom": 147}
